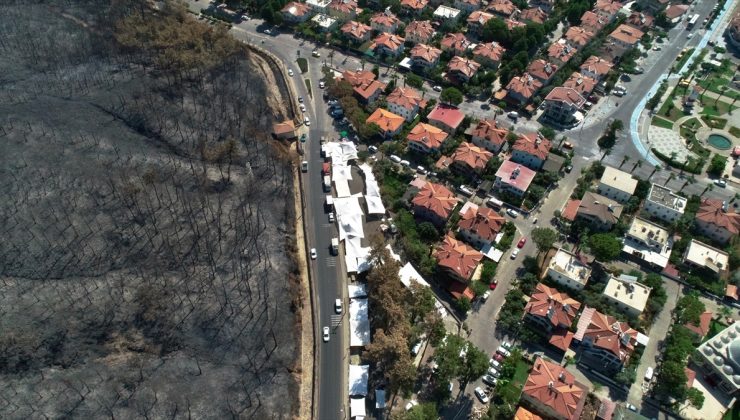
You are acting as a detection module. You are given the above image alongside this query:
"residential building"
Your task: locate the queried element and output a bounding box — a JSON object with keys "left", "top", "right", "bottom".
{"left": 401, "top": 0, "right": 428, "bottom": 14}
{"left": 529, "top": 0, "right": 554, "bottom": 12}
{"left": 386, "top": 86, "right": 426, "bottom": 122}
{"left": 597, "top": 166, "right": 637, "bottom": 204}
{"left": 454, "top": 0, "right": 481, "bottom": 13}
{"left": 522, "top": 357, "right": 588, "bottom": 420}
{"left": 472, "top": 42, "right": 506, "bottom": 69}
{"left": 579, "top": 56, "right": 613, "bottom": 80}
{"left": 447, "top": 56, "right": 481, "bottom": 82}
{"left": 683, "top": 239, "right": 730, "bottom": 277}
{"left": 450, "top": 142, "right": 493, "bottom": 177}
{"left": 515, "top": 407, "right": 543, "bottom": 420}
{"left": 685, "top": 310, "right": 713, "bottom": 341}
{"left": 354, "top": 79, "right": 386, "bottom": 103}
{"left": 440, "top": 33, "right": 471, "bottom": 55}
{"left": 694, "top": 321, "right": 740, "bottom": 397}
{"left": 494, "top": 159, "right": 536, "bottom": 197}
{"left": 407, "top": 122, "right": 448, "bottom": 153}
{"left": 622, "top": 217, "right": 672, "bottom": 269}
{"left": 546, "top": 248, "right": 591, "bottom": 290}
{"left": 404, "top": 20, "right": 435, "bottom": 44}
{"left": 547, "top": 39, "right": 577, "bottom": 66}
{"left": 486, "top": 0, "right": 519, "bottom": 18}
{"left": 644, "top": 184, "right": 686, "bottom": 224}
{"left": 328, "top": 0, "right": 359, "bottom": 21}
{"left": 433, "top": 5, "right": 461, "bottom": 20}
{"left": 469, "top": 119, "right": 508, "bottom": 153}
{"left": 370, "top": 10, "right": 400, "bottom": 33}
{"left": 505, "top": 73, "right": 542, "bottom": 105}
{"left": 520, "top": 7, "right": 548, "bottom": 24}
{"left": 366, "top": 108, "right": 404, "bottom": 138}
{"left": 306, "top": 0, "right": 332, "bottom": 13}
{"left": 602, "top": 276, "right": 652, "bottom": 317}
{"left": 272, "top": 119, "right": 296, "bottom": 139}
{"left": 312, "top": 13, "right": 339, "bottom": 30}
{"left": 505, "top": 18, "right": 526, "bottom": 30}
{"left": 341, "top": 21, "right": 373, "bottom": 42}
{"left": 409, "top": 44, "right": 442, "bottom": 69}
{"left": 695, "top": 199, "right": 740, "bottom": 244}
{"left": 606, "top": 24, "right": 644, "bottom": 57}
{"left": 341, "top": 69, "right": 376, "bottom": 87}
{"left": 542, "top": 154, "right": 565, "bottom": 174}
{"left": 562, "top": 72, "right": 597, "bottom": 97}
{"left": 574, "top": 191, "right": 623, "bottom": 231}
{"left": 636, "top": 0, "right": 668, "bottom": 14}
{"left": 564, "top": 26, "right": 594, "bottom": 49}
{"left": 426, "top": 104, "right": 465, "bottom": 133}
{"left": 594, "top": 0, "right": 623, "bottom": 22}
{"left": 281, "top": 2, "right": 313, "bottom": 23}
{"left": 511, "top": 132, "right": 552, "bottom": 170}
{"left": 527, "top": 59, "right": 559, "bottom": 85}
{"left": 457, "top": 203, "right": 506, "bottom": 249}
{"left": 447, "top": 280, "right": 475, "bottom": 301}
{"left": 575, "top": 308, "right": 639, "bottom": 374}
{"left": 626, "top": 11, "right": 654, "bottom": 30}
{"left": 524, "top": 283, "right": 581, "bottom": 345}
{"left": 434, "top": 235, "right": 483, "bottom": 282}
{"left": 664, "top": 4, "right": 689, "bottom": 23}
{"left": 412, "top": 182, "right": 458, "bottom": 227}
{"left": 466, "top": 11, "right": 495, "bottom": 37}
{"left": 370, "top": 33, "right": 405, "bottom": 56}
{"left": 543, "top": 87, "right": 585, "bottom": 126}
{"left": 580, "top": 11, "right": 607, "bottom": 33}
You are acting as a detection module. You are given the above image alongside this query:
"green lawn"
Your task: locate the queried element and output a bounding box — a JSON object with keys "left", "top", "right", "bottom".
{"left": 702, "top": 99, "right": 737, "bottom": 117}
{"left": 681, "top": 117, "right": 701, "bottom": 130}
{"left": 296, "top": 57, "right": 308, "bottom": 73}
{"left": 651, "top": 117, "right": 674, "bottom": 129}
{"left": 673, "top": 48, "right": 695, "bottom": 72}
{"left": 724, "top": 401, "right": 740, "bottom": 420}
{"left": 730, "top": 126, "right": 740, "bottom": 138}
{"left": 698, "top": 76, "right": 740, "bottom": 101}
{"left": 512, "top": 359, "right": 530, "bottom": 385}
{"left": 701, "top": 115, "right": 728, "bottom": 130}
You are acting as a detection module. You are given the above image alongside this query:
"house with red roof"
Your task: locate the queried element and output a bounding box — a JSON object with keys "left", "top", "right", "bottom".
{"left": 341, "top": 21, "right": 372, "bottom": 43}
{"left": 412, "top": 182, "right": 459, "bottom": 227}
{"left": 472, "top": 42, "right": 506, "bottom": 69}
{"left": 434, "top": 235, "right": 483, "bottom": 282}
{"left": 494, "top": 159, "right": 536, "bottom": 197}
{"left": 386, "top": 86, "right": 427, "bottom": 122}
{"left": 281, "top": 2, "right": 313, "bottom": 23}
{"left": 594, "top": 0, "right": 623, "bottom": 22}
{"left": 515, "top": 406, "right": 543, "bottom": 420}
{"left": 520, "top": 7, "right": 548, "bottom": 24}
{"left": 469, "top": 119, "right": 508, "bottom": 153}
{"left": 685, "top": 311, "right": 713, "bottom": 341}
{"left": 543, "top": 86, "right": 586, "bottom": 126}
{"left": 580, "top": 10, "right": 607, "bottom": 33}
{"left": 457, "top": 203, "right": 506, "bottom": 249}
{"left": 454, "top": 0, "right": 481, "bottom": 13}
{"left": 328, "top": 0, "right": 360, "bottom": 21}
{"left": 505, "top": 18, "right": 526, "bottom": 30}
{"left": 370, "top": 10, "right": 401, "bottom": 33}
{"left": 511, "top": 132, "right": 552, "bottom": 170}
{"left": 404, "top": 20, "right": 435, "bottom": 44}
{"left": 547, "top": 39, "right": 577, "bottom": 66}
{"left": 606, "top": 24, "right": 644, "bottom": 58}
{"left": 486, "top": 0, "right": 519, "bottom": 18}
{"left": 466, "top": 11, "right": 495, "bottom": 37}
{"left": 427, "top": 104, "right": 465, "bottom": 133}
{"left": 407, "top": 122, "right": 448, "bottom": 154}
{"left": 695, "top": 199, "right": 740, "bottom": 244}
{"left": 580, "top": 56, "right": 614, "bottom": 81}
{"left": 341, "top": 69, "right": 386, "bottom": 103}
{"left": 525, "top": 283, "right": 581, "bottom": 352}
{"left": 447, "top": 56, "right": 481, "bottom": 82}
{"left": 366, "top": 108, "right": 404, "bottom": 138}
{"left": 447, "top": 280, "right": 475, "bottom": 301}
{"left": 562, "top": 72, "right": 597, "bottom": 96}
{"left": 626, "top": 11, "right": 654, "bottom": 30}
{"left": 505, "top": 73, "right": 543, "bottom": 105}
{"left": 370, "top": 32, "right": 405, "bottom": 56}
{"left": 574, "top": 307, "right": 639, "bottom": 374}
{"left": 440, "top": 32, "right": 472, "bottom": 55}
{"left": 564, "top": 26, "right": 594, "bottom": 49}
{"left": 409, "top": 44, "right": 442, "bottom": 69}
{"left": 527, "top": 59, "right": 559, "bottom": 85}
{"left": 522, "top": 357, "right": 588, "bottom": 420}
{"left": 450, "top": 142, "right": 493, "bottom": 178}
{"left": 401, "top": 0, "right": 429, "bottom": 15}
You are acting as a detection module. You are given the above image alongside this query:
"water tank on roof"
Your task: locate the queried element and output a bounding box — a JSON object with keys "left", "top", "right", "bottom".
{"left": 715, "top": 356, "right": 725, "bottom": 366}
{"left": 724, "top": 365, "right": 735, "bottom": 375}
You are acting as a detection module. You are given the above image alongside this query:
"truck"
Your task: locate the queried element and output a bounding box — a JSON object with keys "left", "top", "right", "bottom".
{"left": 325, "top": 195, "right": 333, "bottom": 210}
{"left": 331, "top": 237, "right": 339, "bottom": 255}
{"left": 323, "top": 175, "right": 331, "bottom": 192}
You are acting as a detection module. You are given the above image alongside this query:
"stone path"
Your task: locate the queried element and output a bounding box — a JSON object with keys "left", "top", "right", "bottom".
{"left": 648, "top": 125, "right": 692, "bottom": 162}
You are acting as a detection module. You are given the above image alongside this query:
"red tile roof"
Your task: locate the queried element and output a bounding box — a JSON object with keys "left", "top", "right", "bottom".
{"left": 401, "top": 0, "right": 428, "bottom": 10}
{"left": 282, "top": 2, "right": 312, "bottom": 16}
{"left": 435, "top": 235, "right": 484, "bottom": 281}
{"left": 515, "top": 406, "right": 544, "bottom": 420}
{"left": 354, "top": 79, "right": 387, "bottom": 100}
{"left": 580, "top": 56, "right": 614, "bottom": 78}
{"left": 409, "top": 43, "right": 441, "bottom": 64}
{"left": 458, "top": 205, "right": 505, "bottom": 242}
{"left": 549, "top": 329, "right": 575, "bottom": 352}
{"left": 447, "top": 280, "right": 475, "bottom": 301}
{"left": 520, "top": 7, "right": 548, "bottom": 23}
{"left": 545, "top": 86, "right": 586, "bottom": 109}
{"left": 427, "top": 104, "right": 465, "bottom": 130}
{"left": 467, "top": 10, "right": 495, "bottom": 26}
{"left": 470, "top": 119, "right": 508, "bottom": 148}
{"left": 341, "top": 21, "right": 372, "bottom": 40}
{"left": 609, "top": 24, "right": 644, "bottom": 45}
{"left": 597, "top": 398, "right": 616, "bottom": 420}
{"left": 576, "top": 308, "right": 637, "bottom": 361}
{"left": 371, "top": 10, "right": 400, "bottom": 28}
{"left": 727, "top": 284, "right": 739, "bottom": 300}
{"left": 580, "top": 11, "right": 607, "bottom": 32}
{"left": 525, "top": 283, "right": 582, "bottom": 328}
{"left": 371, "top": 32, "right": 405, "bottom": 52}
{"left": 472, "top": 42, "right": 506, "bottom": 64}
{"left": 329, "top": 0, "right": 358, "bottom": 14}
{"left": 366, "top": 108, "right": 404, "bottom": 133}
{"left": 273, "top": 119, "right": 296, "bottom": 135}
{"left": 495, "top": 159, "right": 536, "bottom": 192}
{"left": 505, "top": 18, "right": 526, "bottom": 29}
{"left": 451, "top": 142, "right": 493, "bottom": 171}
{"left": 547, "top": 39, "right": 577, "bottom": 63}
{"left": 487, "top": 0, "right": 518, "bottom": 16}
{"left": 407, "top": 122, "right": 448, "bottom": 150}
{"left": 527, "top": 59, "right": 559, "bottom": 82}
{"left": 514, "top": 132, "right": 552, "bottom": 161}
{"left": 412, "top": 182, "right": 458, "bottom": 220}
{"left": 685, "top": 311, "right": 713, "bottom": 338}
{"left": 626, "top": 11, "right": 654, "bottom": 29}
{"left": 595, "top": 0, "right": 623, "bottom": 17}
{"left": 697, "top": 199, "right": 740, "bottom": 235}
{"left": 563, "top": 72, "right": 597, "bottom": 95}
{"left": 564, "top": 26, "right": 594, "bottom": 47}
{"left": 524, "top": 357, "right": 587, "bottom": 420}
{"left": 447, "top": 56, "right": 481, "bottom": 79}
{"left": 562, "top": 199, "right": 581, "bottom": 221}
{"left": 387, "top": 86, "right": 426, "bottom": 111}
{"left": 685, "top": 367, "right": 696, "bottom": 389}
{"left": 435, "top": 155, "right": 453, "bottom": 170}
{"left": 405, "top": 20, "right": 435, "bottom": 41}
{"left": 440, "top": 33, "right": 471, "bottom": 53}
{"left": 506, "top": 73, "right": 543, "bottom": 100}
{"left": 342, "top": 69, "right": 376, "bottom": 87}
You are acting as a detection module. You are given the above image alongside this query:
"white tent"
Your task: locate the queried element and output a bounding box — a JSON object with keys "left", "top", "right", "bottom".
{"left": 348, "top": 283, "right": 368, "bottom": 298}
{"left": 349, "top": 298, "right": 370, "bottom": 347}
{"left": 324, "top": 141, "right": 358, "bottom": 165}
{"left": 335, "top": 179, "right": 352, "bottom": 198}
{"left": 360, "top": 164, "right": 386, "bottom": 215}
{"left": 348, "top": 364, "right": 369, "bottom": 396}
{"left": 481, "top": 243, "right": 504, "bottom": 262}
{"left": 386, "top": 244, "right": 401, "bottom": 262}
{"left": 399, "top": 262, "right": 431, "bottom": 288}
{"left": 350, "top": 397, "right": 366, "bottom": 419}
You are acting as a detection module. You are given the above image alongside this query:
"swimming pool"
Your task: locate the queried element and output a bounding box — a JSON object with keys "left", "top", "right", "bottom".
{"left": 707, "top": 134, "right": 732, "bottom": 150}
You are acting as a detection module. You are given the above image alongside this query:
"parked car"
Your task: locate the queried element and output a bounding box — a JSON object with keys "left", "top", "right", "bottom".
{"left": 507, "top": 111, "right": 519, "bottom": 119}
{"left": 301, "top": 161, "right": 308, "bottom": 172}
{"left": 416, "top": 165, "right": 427, "bottom": 175}
{"left": 506, "top": 208, "right": 519, "bottom": 218}
{"left": 489, "top": 281, "right": 498, "bottom": 290}
{"left": 319, "top": 81, "right": 325, "bottom": 89}
{"left": 323, "top": 326, "right": 330, "bottom": 342}
{"left": 304, "top": 116, "right": 311, "bottom": 126}
{"left": 563, "top": 141, "right": 574, "bottom": 149}
{"left": 310, "top": 248, "right": 317, "bottom": 260}
{"left": 459, "top": 185, "right": 475, "bottom": 197}
{"left": 493, "top": 352, "right": 504, "bottom": 362}
{"left": 496, "top": 346, "right": 511, "bottom": 358}
{"left": 481, "top": 291, "right": 490, "bottom": 301}
{"left": 368, "top": 145, "right": 378, "bottom": 153}
{"left": 474, "top": 387, "right": 489, "bottom": 404}
{"left": 411, "top": 341, "right": 423, "bottom": 356}
{"left": 405, "top": 401, "right": 418, "bottom": 411}
{"left": 715, "top": 179, "right": 727, "bottom": 188}
{"left": 329, "top": 213, "right": 335, "bottom": 223}
{"left": 482, "top": 374, "right": 497, "bottom": 387}
{"left": 634, "top": 66, "right": 644, "bottom": 74}
{"left": 298, "top": 96, "right": 303, "bottom": 103}
{"left": 390, "top": 155, "right": 402, "bottom": 163}
{"left": 433, "top": 85, "right": 442, "bottom": 92}
{"left": 510, "top": 249, "right": 520, "bottom": 259}
{"left": 489, "top": 359, "right": 501, "bottom": 369}
{"left": 400, "top": 160, "right": 411, "bottom": 167}
{"left": 335, "top": 298, "right": 343, "bottom": 314}
{"left": 312, "top": 50, "right": 320, "bottom": 57}
{"left": 517, "top": 237, "right": 527, "bottom": 248}
{"left": 288, "top": 68, "right": 294, "bottom": 76}
{"left": 487, "top": 367, "right": 500, "bottom": 377}
{"left": 299, "top": 103, "right": 306, "bottom": 112}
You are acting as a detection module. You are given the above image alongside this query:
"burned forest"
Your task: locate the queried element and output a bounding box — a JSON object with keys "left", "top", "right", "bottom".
{"left": 0, "top": 1, "right": 301, "bottom": 418}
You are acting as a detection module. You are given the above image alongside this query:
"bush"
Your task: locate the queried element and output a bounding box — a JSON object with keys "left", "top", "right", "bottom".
{"left": 707, "top": 154, "right": 728, "bottom": 176}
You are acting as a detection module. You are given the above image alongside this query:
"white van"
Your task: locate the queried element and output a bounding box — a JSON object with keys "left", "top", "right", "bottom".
{"left": 487, "top": 197, "right": 504, "bottom": 210}
{"left": 390, "top": 155, "right": 402, "bottom": 163}
{"left": 644, "top": 367, "right": 654, "bottom": 381}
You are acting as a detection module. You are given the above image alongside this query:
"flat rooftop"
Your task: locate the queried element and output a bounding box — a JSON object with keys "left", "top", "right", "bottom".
{"left": 627, "top": 217, "right": 670, "bottom": 246}
{"left": 684, "top": 239, "right": 730, "bottom": 273}
{"left": 603, "top": 276, "right": 651, "bottom": 313}
{"left": 600, "top": 166, "right": 637, "bottom": 194}
{"left": 648, "top": 184, "right": 687, "bottom": 212}
{"left": 548, "top": 248, "right": 591, "bottom": 285}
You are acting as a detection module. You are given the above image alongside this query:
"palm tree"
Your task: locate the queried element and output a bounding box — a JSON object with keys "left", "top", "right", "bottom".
{"left": 620, "top": 155, "right": 630, "bottom": 168}
{"left": 715, "top": 86, "right": 728, "bottom": 106}
{"left": 664, "top": 173, "right": 675, "bottom": 186}
{"left": 649, "top": 164, "right": 662, "bottom": 180}
{"left": 600, "top": 147, "right": 612, "bottom": 161}
{"left": 701, "top": 183, "right": 714, "bottom": 196}
{"left": 682, "top": 175, "right": 696, "bottom": 189}
{"left": 632, "top": 159, "right": 643, "bottom": 172}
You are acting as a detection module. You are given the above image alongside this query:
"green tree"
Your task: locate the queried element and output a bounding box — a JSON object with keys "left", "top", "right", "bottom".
{"left": 675, "top": 292, "right": 705, "bottom": 325}
{"left": 707, "top": 154, "right": 728, "bottom": 176}
{"left": 456, "top": 296, "right": 472, "bottom": 313}
{"left": 481, "top": 17, "right": 509, "bottom": 43}
{"left": 531, "top": 227, "right": 557, "bottom": 256}
{"left": 440, "top": 87, "right": 464, "bottom": 105}
{"left": 401, "top": 402, "right": 438, "bottom": 420}
{"left": 480, "top": 261, "right": 497, "bottom": 283}
{"left": 462, "top": 345, "right": 490, "bottom": 383}
{"left": 686, "top": 388, "right": 705, "bottom": 409}
{"left": 539, "top": 126, "right": 556, "bottom": 140}
{"left": 405, "top": 73, "right": 424, "bottom": 89}
{"left": 587, "top": 233, "right": 622, "bottom": 261}
{"left": 417, "top": 222, "right": 440, "bottom": 243}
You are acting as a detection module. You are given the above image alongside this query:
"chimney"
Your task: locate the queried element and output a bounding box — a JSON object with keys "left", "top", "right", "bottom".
{"left": 559, "top": 372, "right": 566, "bottom": 382}
{"left": 548, "top": 381, "right": 554, "bottom": 390}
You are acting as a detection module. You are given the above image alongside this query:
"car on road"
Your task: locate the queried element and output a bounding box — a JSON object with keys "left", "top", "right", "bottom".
{"left": 496, "top": 346, "right": 511, "bottom": 358}
{"left": 263, "top": 28, "right": 272, "bottom": 35}
{"left": 322, "top": 326, "right": 330, "bottom": 342}
{"left": 501, "top": 341, "right": 513, "bottom": 350}
{"left": 565, "top": 165, "right": 573, "bottom": 173}
{"left": 715, "top": 179, "right": 727, "bottom": 187}
{"left": 489, "top": 359, "right": 501, "bottom": 369}
{"left": 310, "top": 248, "right": 317, "bottom": 260}
{"left": 620, "top": 74, "right": 631, "bottom": 82}
{"left": 474, "top": 387, "right": 489, "bottom": 404}
{"left": 299, "top": 103, "right": 306, "bottom": 112}
{"left": 506, "top": 208, "right": 519, "bottom": 218}
{"left": 634, "top": 66, "right": 644, "bottom": 74}
{"left": 433, "top": 85, "right": 442, "bottom": 92}
{"left": 319, "top": 81, "right": 325, "bottom": 89}
{"left": 288, "top": 68, "right": 294, "bottom": 76}
{"left": 390, "top": 155, "right": 402, "bottom": 163}
{"left": 482, "top": 374, "right": 497, "bottom": 387}
{"left": 489, "top": 281, "right": 498, "bottom": 290}
{"left": 298, "top": 96, "right": 303, "bottom": 103}
{"left": 301, "top": 161, "right": 308, "bottom": 172}
{"left": 481, "top": 291, "right": 490, "bottom": 301}
{"left": 303, "top": 116, "right": 311, "bottom": 126}
{"left": 563, "top": 141, "right": 574, "bottom": 149}
{"left": 626, "top": 403, "right": 638, "bottom": 412}
{"left": 312, "top": 50, "right": 320, "bottom": 57}
{"left": 652, "top": 45, "right": 662, "bottom": 51}
{"left": 368, "top": 145, "right": 378, "bottom": 153}
{"left": 687, "top": 33, "right": 694, "bottom": 39}
{"left": 510, "top": 248, "right": 520, "bottom": 259}
{"left": 507, "top": 111, "right": 519, "bottom": 119}
{"left": 517, "top": 237, "right": 527, "bottom": 248}
{"left": 487, "top": 367, "right": 500, "bottom": 377}
{"left": 329, "top": 212, "right": 335, "bottom": 223}
{"left": 335, "top": 298, "right": 343, "bottom": 314}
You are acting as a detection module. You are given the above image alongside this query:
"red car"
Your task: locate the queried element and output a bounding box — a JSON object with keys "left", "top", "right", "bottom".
{"left": 517, "top": 237, "right": 527, "bottom": 248}
{"left": 489, "top": 282, "right": 498, "bottom": 290}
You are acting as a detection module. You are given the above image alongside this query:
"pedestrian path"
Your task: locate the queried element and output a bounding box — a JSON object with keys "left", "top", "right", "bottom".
{"left": 648, "top": 125, "right": 692, "bottom": 162}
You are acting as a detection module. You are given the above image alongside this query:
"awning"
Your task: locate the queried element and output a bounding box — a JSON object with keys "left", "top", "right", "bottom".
{"left": 348, "top": 365, "right": 369, "bottom": 396}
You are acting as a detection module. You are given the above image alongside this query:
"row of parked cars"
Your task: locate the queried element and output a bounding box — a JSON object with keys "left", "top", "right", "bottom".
{"left": 474, "top": 342, "right": 513, "bottom": 404}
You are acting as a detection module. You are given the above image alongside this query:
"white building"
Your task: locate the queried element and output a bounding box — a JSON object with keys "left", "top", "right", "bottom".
{"left": 433, "top": 5, "right": 461, "bottom": 20}
{"left": 312, "top": 13, "right": 338, "bottom": 31}
{"left": 694, "top": 322, "right": 740, "bottom": 398}
{"left": 306, "top": 0, "right": 332, "bottom": 13}
{"left": 545, "top": 248, "right": 592, "bottom": 290}
{"left": 683, "top": 239, "right": 730, "bottom": 276}
{"left": 602, "top": 275, "right": 651, "bottom": 317}
{"left": 597, "top": 166, "right": 638, "bottom": 204}
{"left": 622, "top": 217, "right": 672, "bottom": 269}
{"left": 644, "top": 184, "right": 686, "bottom": 224}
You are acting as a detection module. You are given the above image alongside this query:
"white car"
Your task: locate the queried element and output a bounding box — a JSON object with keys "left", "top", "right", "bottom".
{"left": 304, "top": 116, "right": 311, "bottom": 126}
{"left": 368, "top": 145, "right": 378, "bottom": 153}
{"left": 400, "top": 160, "right": 410, "bottom": 167}
{"left": 496, "top": 346, "right": 511, "bottom": 358}
{"left": 481, "top": 291, "right": 490, "bottom": 301}
{"left": 506, "top": 208, "right": 519, "bottom": 218}
{"left": 433, "top": 85, "right": 442, "bottom": 92}
{"left": 510, "top": 249, "right": 520, "bottom": 259}
{"left": 299, "top": 103, "right": 306, "bottom": 112}
{"left": 288, "top": 68, "right": 294, "bottom": 76}
{"left": 487, "top": 367, "right": 500, "bottom": 377}
{"left": 474, "top": 387, "right": 489, "bottom": 404}
{"left": 501, "top": 341, "right": 513, "bottom": 350}
{"left": 482, "top": 374, "right": 497, "bottom": 386}
{"left": 301, "top": 161, "right": 308, "bottom": 172}
{"left": 715, "top": 179, "right": 727, "bottom": 188}
{"left": 507, "top": 111, "right": 519, "bottom": 119}
{"left": 390, "top": 155, "right": 402, "bottom": 163}
{"left": 335, "top": 298, "right": 343, "bottom": 314}
{"left": 319, "top": 81, "right": 325, "bottom": 89}
{"left": 298, "top": 96, "right": 304, "bottom": 103}
{"left": 489, "top": 359, "right": 501, "bottom": 369}
{"left": 329, "top": 213, "right": 335, "bottom": 223}
{"left": 323, "top": 326, "right": 330, "bottom": 342}
{"left": 687, "top": 33, "right": 694, "bottom": 39}
{"left": 310, "top": 248, "right": 317, "bottom": 260}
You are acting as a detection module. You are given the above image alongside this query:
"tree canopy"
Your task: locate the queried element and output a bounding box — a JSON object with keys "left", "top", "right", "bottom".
{"left": 675, "top": 292, "right": 705, "bottom": 326}
{"left": 440, "top": 87, "right": 463, "bottom": 105}
{"left": 587, "top": 233, "right": 622, "bottom": 261}
{"left": 531, "top": 227, "right": 557, "bottom": 255}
